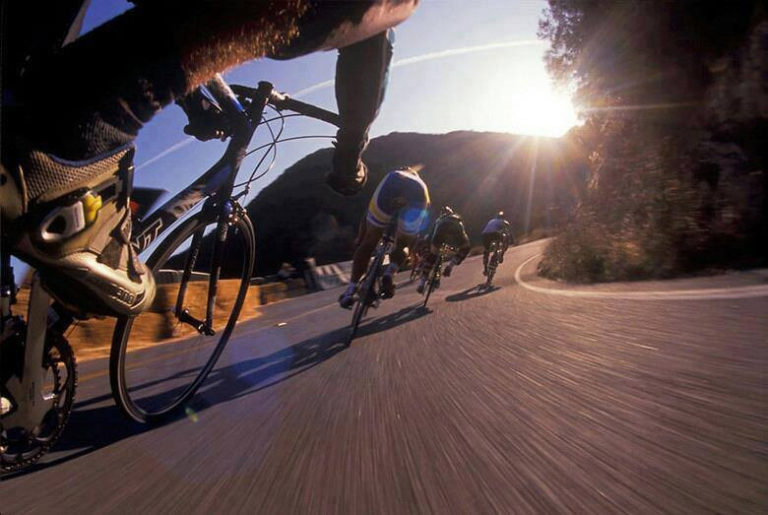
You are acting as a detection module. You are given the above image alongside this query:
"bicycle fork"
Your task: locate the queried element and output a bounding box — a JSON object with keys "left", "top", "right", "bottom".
{"left": 173, "top": 202, "right": 239, "bottom": 336}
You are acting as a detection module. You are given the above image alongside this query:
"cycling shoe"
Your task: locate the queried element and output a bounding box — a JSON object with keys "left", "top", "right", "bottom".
{"left": 2, "top": 145, "right": 155, "bottom": 317}
{"left": 339, "top": 285, "right": 356, "bottom": 309}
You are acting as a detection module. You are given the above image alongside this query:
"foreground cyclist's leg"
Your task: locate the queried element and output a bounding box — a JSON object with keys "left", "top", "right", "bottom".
{"left": 4, "top": 1, "right": 416, "bottom": 316}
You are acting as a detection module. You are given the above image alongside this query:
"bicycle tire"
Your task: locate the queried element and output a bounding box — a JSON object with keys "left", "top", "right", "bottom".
{"left": 422, "top": 255, "right": 441, "bottom": 308}
{"left": 348, "top": 248, "right": 385, "bottom": 344}
{"left": 486, "top": 253, "right": 498, "bottom": 288}
{"left": 110, "top": 212, "right": 255, "bottom": 423}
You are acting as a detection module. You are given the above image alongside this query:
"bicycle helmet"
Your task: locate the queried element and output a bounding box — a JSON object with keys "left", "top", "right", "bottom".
{"left": 496, "top": 211, "right": 505, "bottom": 218}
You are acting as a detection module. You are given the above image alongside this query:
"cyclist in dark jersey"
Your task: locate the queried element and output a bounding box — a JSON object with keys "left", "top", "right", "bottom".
{"left": 0, "top": 0, "right": 418, "bottom": 317}
{"left": 416, "top": 206, "right": 470, "bottom": 293}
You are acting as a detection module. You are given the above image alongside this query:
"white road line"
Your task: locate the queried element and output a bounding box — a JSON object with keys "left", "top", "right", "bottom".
{"left": 514, "top": 254, "right": 768, "bottom": 300}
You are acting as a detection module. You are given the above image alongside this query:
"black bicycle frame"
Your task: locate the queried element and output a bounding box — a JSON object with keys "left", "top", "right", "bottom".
{"left": 131, "top": 82, "right": 274, "bottom": 254}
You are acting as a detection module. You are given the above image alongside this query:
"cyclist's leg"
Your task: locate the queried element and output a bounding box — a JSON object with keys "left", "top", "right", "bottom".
{"left": 417, "top": 245, "right": 438, "bottom": 293}
{"left": 482, "top": 233, "right": 493, "bottom": 274}
{"left": 340, "top": 174, "right": 392, "bottom": 307}
{"left": 18, "top": 1, "right": 416, "bottom": 161}
{"left": 7, "top": 1, "right": 416, "bottom": 315}
{"left": 351, "top": 222, "right": 384, "bottom": 285}
{"left": 380, "top": 231, "right": 413, "bottom": 298}
{"left": 500, "top": 234, "right": 510, "bottom": 262}
{"left": 339, "top": 220, "right": 382, "bottom": 308}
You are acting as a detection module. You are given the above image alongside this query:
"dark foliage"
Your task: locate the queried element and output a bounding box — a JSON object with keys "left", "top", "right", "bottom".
{"left": 538, "top": 0, "right": 768, "bottom": 281}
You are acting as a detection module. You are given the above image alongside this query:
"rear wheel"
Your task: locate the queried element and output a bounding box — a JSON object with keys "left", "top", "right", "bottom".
{"left": 110, "top": 212, "right": 255, "bottom": 423}
{"left": 349, "top": 250, "right": 385, "bottom": 344}
{"left": 423, "top": 255, "right": 441, "bottom": 308}
{"left": 485, "top": 253, "right": 498, "bottom": 288}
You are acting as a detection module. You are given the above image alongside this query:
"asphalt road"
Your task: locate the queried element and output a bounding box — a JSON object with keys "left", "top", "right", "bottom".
{"left": 2, "top": 240, "right": 767, "bottom": 513}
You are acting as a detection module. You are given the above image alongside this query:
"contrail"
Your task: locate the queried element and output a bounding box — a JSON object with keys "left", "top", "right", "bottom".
{"left": 138, "top": 40, "right": 544, "bottom": 169}
{"left": 392, "top": 39, "right": 544, "bottom": 68}
{"left": 291, "top": 39, "right": 544, "bottom": 98}
{"left": 135, "top": 137, "right": 195, "bottom": 171}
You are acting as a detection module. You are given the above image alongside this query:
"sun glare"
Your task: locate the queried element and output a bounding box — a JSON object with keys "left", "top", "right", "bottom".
{"left": 480, "top": 65, "right": 580, "bottom": 137}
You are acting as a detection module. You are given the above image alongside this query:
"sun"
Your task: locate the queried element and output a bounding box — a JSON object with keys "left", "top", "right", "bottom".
{"left": 507, "top": 87, "right": 579, "bottom": 137}
{"left": 480, "top": 67, "right": 580, "bottom": 137}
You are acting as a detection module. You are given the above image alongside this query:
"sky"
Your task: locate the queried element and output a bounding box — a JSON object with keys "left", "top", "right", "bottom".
{"left": 82, "top": 0, "right": 578, "bottom": 203}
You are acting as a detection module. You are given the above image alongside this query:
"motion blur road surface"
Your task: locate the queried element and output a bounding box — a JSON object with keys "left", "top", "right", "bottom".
{"left": 2, "top": 240, "right": 767, "bottom": 513}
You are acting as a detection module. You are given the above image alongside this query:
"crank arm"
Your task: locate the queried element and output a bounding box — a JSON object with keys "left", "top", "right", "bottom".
{"left": 3, "top": 275, "right": 55, "bottom": 431}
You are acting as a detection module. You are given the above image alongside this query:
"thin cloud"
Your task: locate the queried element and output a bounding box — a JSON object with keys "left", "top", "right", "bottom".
{"left": 392, "top": 39, "right": 544, "bottom": 67}
{"left": 136, "top": 137, "right": 195, "bottom": 171}
{"left": 292, "top": 39, "right": 543, "bottom": 97}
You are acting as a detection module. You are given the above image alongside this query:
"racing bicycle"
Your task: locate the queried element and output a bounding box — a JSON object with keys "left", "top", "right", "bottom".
{"left": 348, "top": 210, "right": 401, "bottom": 344}
{"left": 422, "top": 243, "right": 455, "bottom": 308}
{"left": 483, "top": 240, "right": 503, "bottom": 289}
{"left": 1, "top": 79, "right": 340, "bottom": 471}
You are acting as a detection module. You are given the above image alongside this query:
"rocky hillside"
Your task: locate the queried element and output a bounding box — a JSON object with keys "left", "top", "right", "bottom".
{"left": 246, "top": 131, "right": 589, "bottom": 275}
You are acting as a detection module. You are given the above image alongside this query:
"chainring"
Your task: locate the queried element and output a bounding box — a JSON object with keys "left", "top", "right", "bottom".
{"left": 1, "top": 328, "right": 78, "bottom": 472}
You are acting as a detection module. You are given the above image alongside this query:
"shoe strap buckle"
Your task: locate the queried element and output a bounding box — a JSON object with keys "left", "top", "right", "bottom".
{"left": 39, "top": 191, "right": 102, "bottom": 243}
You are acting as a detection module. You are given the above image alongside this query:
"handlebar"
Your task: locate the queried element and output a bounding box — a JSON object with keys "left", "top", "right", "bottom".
{"left": 268, "top": 90, "right": 341, "bottom": 127}
{"left": 230, "top": 82, "right": 341, "bottom": 128}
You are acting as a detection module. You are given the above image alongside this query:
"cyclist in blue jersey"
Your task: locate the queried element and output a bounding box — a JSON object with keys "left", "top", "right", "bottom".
{"left": 0, "top": 1, "right": 418, "bottom": 317}
{"left": 339, "top": 167, "right": 429, "bottom": 308}
{"left": 481, "top": 211, "right": 513, "bottom": 276}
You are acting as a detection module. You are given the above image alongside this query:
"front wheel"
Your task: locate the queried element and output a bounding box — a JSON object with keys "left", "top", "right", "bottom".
{"left": 110, "top": 213, "right": 255, "bottom": 423}
{"left": 423, "top": 256, "right": 441, "bottom": 308}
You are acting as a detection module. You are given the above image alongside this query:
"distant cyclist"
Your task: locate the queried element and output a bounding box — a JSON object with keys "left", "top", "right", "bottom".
{"left": 416, "top": 206, "right": 470, "bottom": 293}
{"left": 481, "top": 211, "right": 513, "bottom": 276}
{"left": 339, "top": 167, "right": 430, "bottom": 308}
{"left": 0, "top": 1, "right": 418, "bottom": 317}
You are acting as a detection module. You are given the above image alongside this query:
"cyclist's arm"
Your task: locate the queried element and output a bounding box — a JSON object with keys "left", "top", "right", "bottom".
{"left": 335, "top": 30, "right": 394, "bottom": 149}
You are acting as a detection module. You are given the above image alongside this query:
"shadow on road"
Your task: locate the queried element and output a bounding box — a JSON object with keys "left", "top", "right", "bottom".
{"left": 5, "top": 326, "right": 350, "bottom": 479}
{"left": 445, "top": 284, "right": 500, "bottom": 302}
{"left": 7, "top": 303, "right": 433, "bottom": 478}
{"left": 355, "top": 303, "right": 430, "bottom": 339}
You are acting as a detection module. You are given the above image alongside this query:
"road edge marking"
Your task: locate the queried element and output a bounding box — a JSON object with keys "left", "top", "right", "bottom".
{"left": 514, "top": 254, "right": 768, "bottom": 300}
